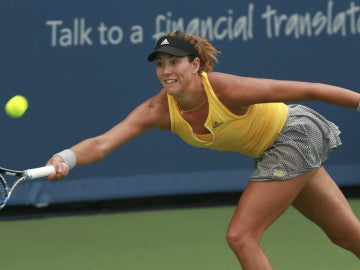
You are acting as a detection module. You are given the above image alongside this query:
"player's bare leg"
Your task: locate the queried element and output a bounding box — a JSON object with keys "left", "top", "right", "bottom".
{"left": 292, "top": 166, "right": 360, "bottom": 257}
{"left": 226, "top": 169, "right": 319, "bottom": 269}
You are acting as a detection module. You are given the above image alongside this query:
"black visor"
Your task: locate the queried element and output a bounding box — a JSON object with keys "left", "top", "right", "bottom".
{"left": 147, "top": 35, "right": 199, "bottom": 62}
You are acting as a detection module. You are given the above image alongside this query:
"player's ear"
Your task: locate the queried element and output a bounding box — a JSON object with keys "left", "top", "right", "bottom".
{"left": 191, "top": 57, "right": 201, "bottom": 74}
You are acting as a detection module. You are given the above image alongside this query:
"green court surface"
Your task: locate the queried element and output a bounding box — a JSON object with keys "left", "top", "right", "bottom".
{"left": 1, "top": 199, "right": 359, "bottom": 270}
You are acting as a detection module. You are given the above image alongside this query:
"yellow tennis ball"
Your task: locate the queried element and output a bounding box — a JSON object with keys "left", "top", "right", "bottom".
{"left": 5, "top": 95, "right": 29, "bottom": 118}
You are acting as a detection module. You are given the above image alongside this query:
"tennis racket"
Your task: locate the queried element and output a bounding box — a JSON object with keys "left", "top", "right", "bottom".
{"left": 0, "top": 165, "right": 55, "bottom": 209}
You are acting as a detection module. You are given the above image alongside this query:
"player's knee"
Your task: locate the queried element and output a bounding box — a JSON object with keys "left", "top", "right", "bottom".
{"left": 328, "top": 230, "right": 360, "bottom": 252}
{"left": 226, "top": 230, "right": 245, "bottom": 251}
{"left": 226, "top": 226, "right": 258, "bottom": 252}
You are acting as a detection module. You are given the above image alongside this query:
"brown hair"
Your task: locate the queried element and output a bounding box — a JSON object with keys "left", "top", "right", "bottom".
{"left": 167, "top": 31, "right": 220, "bottom": 73}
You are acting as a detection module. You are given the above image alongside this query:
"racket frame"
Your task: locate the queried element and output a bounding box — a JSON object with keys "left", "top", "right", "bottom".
{"left": 0, "top": 166, "right": 55, "bottom": 209}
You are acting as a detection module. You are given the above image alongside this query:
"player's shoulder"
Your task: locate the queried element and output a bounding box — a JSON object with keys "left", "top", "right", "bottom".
{"left": 207, "top": 71, "right": 257, "bottom": 91}
{"left": 207, "top": 72, "right": 241, "bottom": 94}
{"left": 143, "top": 90, "right": 170, "bottom": 130}
{"left": 147, "top": 90, "right": 168, "bottom": 109}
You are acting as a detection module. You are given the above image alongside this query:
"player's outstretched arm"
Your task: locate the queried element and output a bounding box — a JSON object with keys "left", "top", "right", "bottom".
{"left": 46, "top": 92, "right": 170, "bottom": 180}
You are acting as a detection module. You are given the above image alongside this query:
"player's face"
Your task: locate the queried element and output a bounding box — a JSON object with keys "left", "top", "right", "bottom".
{"left": 155, "top": 54, "right": 196, "bottom": 95}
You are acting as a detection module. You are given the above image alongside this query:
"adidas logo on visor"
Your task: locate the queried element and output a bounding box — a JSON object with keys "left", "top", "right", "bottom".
{"left": 160, "top": 39, "right": 170, "bottom": 45}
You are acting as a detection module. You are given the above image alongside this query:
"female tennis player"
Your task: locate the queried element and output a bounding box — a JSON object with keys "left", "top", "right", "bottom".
{"left": 46, "top": 31, "right": 360, "bottom": 269}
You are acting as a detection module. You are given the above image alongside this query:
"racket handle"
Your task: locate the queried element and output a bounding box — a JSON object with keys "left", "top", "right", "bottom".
{"left": 25, "top": 166, "right": 55, "bottom": 179}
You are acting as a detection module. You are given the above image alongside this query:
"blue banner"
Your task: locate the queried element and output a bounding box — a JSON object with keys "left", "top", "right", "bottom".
{"left": 1, "top": 0, "right": 359, "bottom": 205}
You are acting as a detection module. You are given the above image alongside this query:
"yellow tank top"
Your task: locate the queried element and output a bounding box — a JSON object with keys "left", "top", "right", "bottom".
{"left": 168, "top": 72, "right": 288, "bottom": 158}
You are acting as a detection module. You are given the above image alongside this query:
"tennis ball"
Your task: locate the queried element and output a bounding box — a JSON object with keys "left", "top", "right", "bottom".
{"left": 5, "top": 95, "right": 29, "bottom": 118}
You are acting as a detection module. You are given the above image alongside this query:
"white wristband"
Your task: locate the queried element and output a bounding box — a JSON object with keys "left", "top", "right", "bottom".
{"left": 357, "top": 101, "right": 360, "bottom": 112}
{"left": 54, "top": 149, "right": 77, "bottom": 170}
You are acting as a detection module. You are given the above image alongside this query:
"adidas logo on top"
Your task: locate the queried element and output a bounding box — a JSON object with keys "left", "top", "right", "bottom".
{"left": 160, "top": 39, "right": 170, "bottom": 45}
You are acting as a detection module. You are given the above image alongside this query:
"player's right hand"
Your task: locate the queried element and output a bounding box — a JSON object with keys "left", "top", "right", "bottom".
{"left": 45, "top": 156, "right": 69, "bottom": 180}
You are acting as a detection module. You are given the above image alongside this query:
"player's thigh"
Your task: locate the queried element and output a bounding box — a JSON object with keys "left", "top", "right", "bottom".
{"left": 228, "top": 169, "right": 319, "bottom": 236}
{"left": 292, "top": 167, "right": 360, "bottom": 238}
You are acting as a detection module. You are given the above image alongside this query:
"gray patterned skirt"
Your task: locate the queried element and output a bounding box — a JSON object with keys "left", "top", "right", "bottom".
{"left": 250, "top": 104, "right": 342, "bottom": 181}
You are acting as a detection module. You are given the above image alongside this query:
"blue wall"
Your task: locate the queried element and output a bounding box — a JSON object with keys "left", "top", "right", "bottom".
{"left": 1, "top": 0, "right": 359, "bottom": 205}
